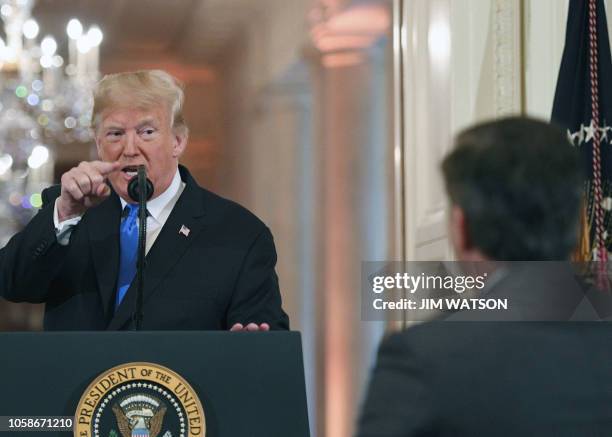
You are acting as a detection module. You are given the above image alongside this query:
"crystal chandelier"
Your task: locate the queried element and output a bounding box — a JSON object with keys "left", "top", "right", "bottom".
{"left": 0, "top": 0, "right": 103, "bottom": 244}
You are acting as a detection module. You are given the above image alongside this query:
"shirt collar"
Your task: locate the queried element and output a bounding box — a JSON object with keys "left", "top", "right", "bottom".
{"left": 119, "top": 169, "right": 181, "bottom": 222}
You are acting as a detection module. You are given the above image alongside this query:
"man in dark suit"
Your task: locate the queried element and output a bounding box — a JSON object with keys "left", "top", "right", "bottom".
{"left": 0, "top": 69, "right": 289, "bottom": 331}
{"left": 356, "top": 117, "right": 612, "bottom": 436}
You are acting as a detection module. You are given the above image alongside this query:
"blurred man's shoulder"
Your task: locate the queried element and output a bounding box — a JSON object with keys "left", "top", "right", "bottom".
{"left": 385, "top": 321, "right": 611, "bottom": 362}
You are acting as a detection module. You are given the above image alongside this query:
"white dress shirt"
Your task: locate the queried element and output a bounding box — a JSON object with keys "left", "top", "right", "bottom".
{"left": 53, "top": 169, "right": 186, "bottom": 254}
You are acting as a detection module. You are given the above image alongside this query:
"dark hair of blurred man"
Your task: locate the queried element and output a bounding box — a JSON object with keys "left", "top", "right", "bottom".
{"left": 443, "top": 116, "right": 582, "bottom": 261}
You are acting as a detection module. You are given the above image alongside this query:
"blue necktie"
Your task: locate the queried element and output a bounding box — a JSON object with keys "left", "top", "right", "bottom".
{"left": 115, "top": 204, "right": 139, "bottom": 310}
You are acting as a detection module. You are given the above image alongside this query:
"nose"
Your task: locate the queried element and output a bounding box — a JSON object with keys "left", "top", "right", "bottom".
{"left": 122, "top": 130, "right": 139, "bottom": 158}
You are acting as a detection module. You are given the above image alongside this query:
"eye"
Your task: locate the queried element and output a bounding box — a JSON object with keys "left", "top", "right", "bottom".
{"left": 139, "top": 127, "right": 157, "bottom": 138}
{"left": 106, "top": 130, "right": 123, "bottom": 139}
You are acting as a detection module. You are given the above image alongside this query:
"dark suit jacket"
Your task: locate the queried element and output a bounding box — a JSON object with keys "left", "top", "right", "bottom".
{"left": 0, "top": 166, "right": 289, "bottom": 331}
{"left": 357, "top": 266, "right": 612, "bottom": 436}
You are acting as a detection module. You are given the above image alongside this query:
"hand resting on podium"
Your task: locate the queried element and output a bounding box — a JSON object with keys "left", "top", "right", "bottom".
{"left": 230, "top": 323, "right": 271, "bottom": 332}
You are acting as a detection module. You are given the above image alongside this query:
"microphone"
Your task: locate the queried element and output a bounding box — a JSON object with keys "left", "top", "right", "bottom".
{"left": 127, "top": 168, "right": 153, "bottom": 202}
{"left": 127, "top": 165, "right": 154, "bottom": 331}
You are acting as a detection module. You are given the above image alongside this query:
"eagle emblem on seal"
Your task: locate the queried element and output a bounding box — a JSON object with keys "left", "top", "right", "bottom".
{"left": 112, "top": 395, "right": 167, "bottom": 437}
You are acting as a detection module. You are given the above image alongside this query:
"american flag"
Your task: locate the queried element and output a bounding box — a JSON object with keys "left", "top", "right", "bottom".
{"left": 552, "top": 0, "right": 612, "bottom": 261}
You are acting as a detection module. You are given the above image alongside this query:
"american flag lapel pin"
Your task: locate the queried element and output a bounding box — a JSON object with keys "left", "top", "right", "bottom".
{"left": 179, "top": 224, "right": 191, "bottom": 237}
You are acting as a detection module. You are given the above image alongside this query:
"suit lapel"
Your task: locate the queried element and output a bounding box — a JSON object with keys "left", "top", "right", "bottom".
{"left": 87, "top": 193, "right": 122, "bottom": 321}
{"left": 107, "top": 167, "right": 206, "bottom": 330}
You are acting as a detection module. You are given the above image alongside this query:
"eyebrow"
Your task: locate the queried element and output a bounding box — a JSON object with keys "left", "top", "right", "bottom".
{"left": 135, "top": 119, "right": 159, "bottom": 130}
{"left": 103, "top": 125, "right": 125, "bottom": 131}
{"left": 103, "top": 118, "right": 159, "bottom": 131}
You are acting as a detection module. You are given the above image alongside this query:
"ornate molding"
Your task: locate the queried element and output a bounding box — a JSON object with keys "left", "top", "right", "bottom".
{"left": 493, "top": 0, "right": 522, "bottom": 115}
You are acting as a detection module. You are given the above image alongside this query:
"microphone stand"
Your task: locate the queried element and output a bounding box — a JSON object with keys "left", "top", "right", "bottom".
{"left": 128, "top": 165, "right": 153, "bottom": 331}
{"left": 135, "top": 167, "right": 147, "bottom": 330}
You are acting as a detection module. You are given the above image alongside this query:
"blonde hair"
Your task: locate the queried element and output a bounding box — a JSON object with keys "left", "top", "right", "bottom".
{"left": 92, "top": 69, "right": 188, "bottom": 136}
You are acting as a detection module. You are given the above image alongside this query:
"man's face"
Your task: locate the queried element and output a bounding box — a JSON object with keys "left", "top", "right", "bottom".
{"left": 96, "top": 104, "right": 186, "bottom": 202}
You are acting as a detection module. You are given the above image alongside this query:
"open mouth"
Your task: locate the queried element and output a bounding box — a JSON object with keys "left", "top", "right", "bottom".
{"left": 122, "top": 165, "right": 140, "bottom": 178}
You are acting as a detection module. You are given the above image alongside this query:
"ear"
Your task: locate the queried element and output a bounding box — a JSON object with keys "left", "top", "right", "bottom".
{"left": 449, "top": 205, "right": 472, "bottom": 258}
{"left": 92, "top": 116, "right": 106, "bottom": 159}
{"left": 94, "top": 131, "right": 103, "bottom": 159}
{"left": 171, "top": 131, "right": 187, "bottom": 158}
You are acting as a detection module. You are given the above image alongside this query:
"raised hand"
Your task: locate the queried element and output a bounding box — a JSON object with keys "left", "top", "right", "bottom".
{"left": 57, "top": 160, "right": 121, "bottom": 221}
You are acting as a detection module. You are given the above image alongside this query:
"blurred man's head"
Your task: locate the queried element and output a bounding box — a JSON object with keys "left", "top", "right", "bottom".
{"left": 92, "top": 70, "right": 189, "bottom": 202}
{"left": 442, "top": 117, "right": 583, "bottom": 261}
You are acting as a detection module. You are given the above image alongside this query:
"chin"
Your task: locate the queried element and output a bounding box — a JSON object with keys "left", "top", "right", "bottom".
{"left": 108, "top": 179, "right": 128, "bottom": 200}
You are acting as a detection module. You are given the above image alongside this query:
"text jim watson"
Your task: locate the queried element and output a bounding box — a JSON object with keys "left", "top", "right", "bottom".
{"left": 373, "top": 298, "right": 509, "bottom": 311}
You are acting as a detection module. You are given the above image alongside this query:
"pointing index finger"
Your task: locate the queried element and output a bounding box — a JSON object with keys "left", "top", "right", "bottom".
{"left": 90, "top": 160, "right": 121, "bottom": 176}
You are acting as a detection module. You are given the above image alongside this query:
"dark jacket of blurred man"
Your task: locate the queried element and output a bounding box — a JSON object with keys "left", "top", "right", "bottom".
{"left": 0, "top": 69, "right": 289, "bottom": 331}
{"left": 356, "top": 117, "right": 612, "bottom": 436}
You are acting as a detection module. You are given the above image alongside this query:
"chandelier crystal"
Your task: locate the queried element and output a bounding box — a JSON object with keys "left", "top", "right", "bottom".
{"left": 0, "top": 0, "right": 103, "bottom": 244}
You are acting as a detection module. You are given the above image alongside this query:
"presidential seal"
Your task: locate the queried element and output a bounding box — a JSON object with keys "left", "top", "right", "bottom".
{"left": 74, "top": 362, "right": 205, "bottom": 437}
